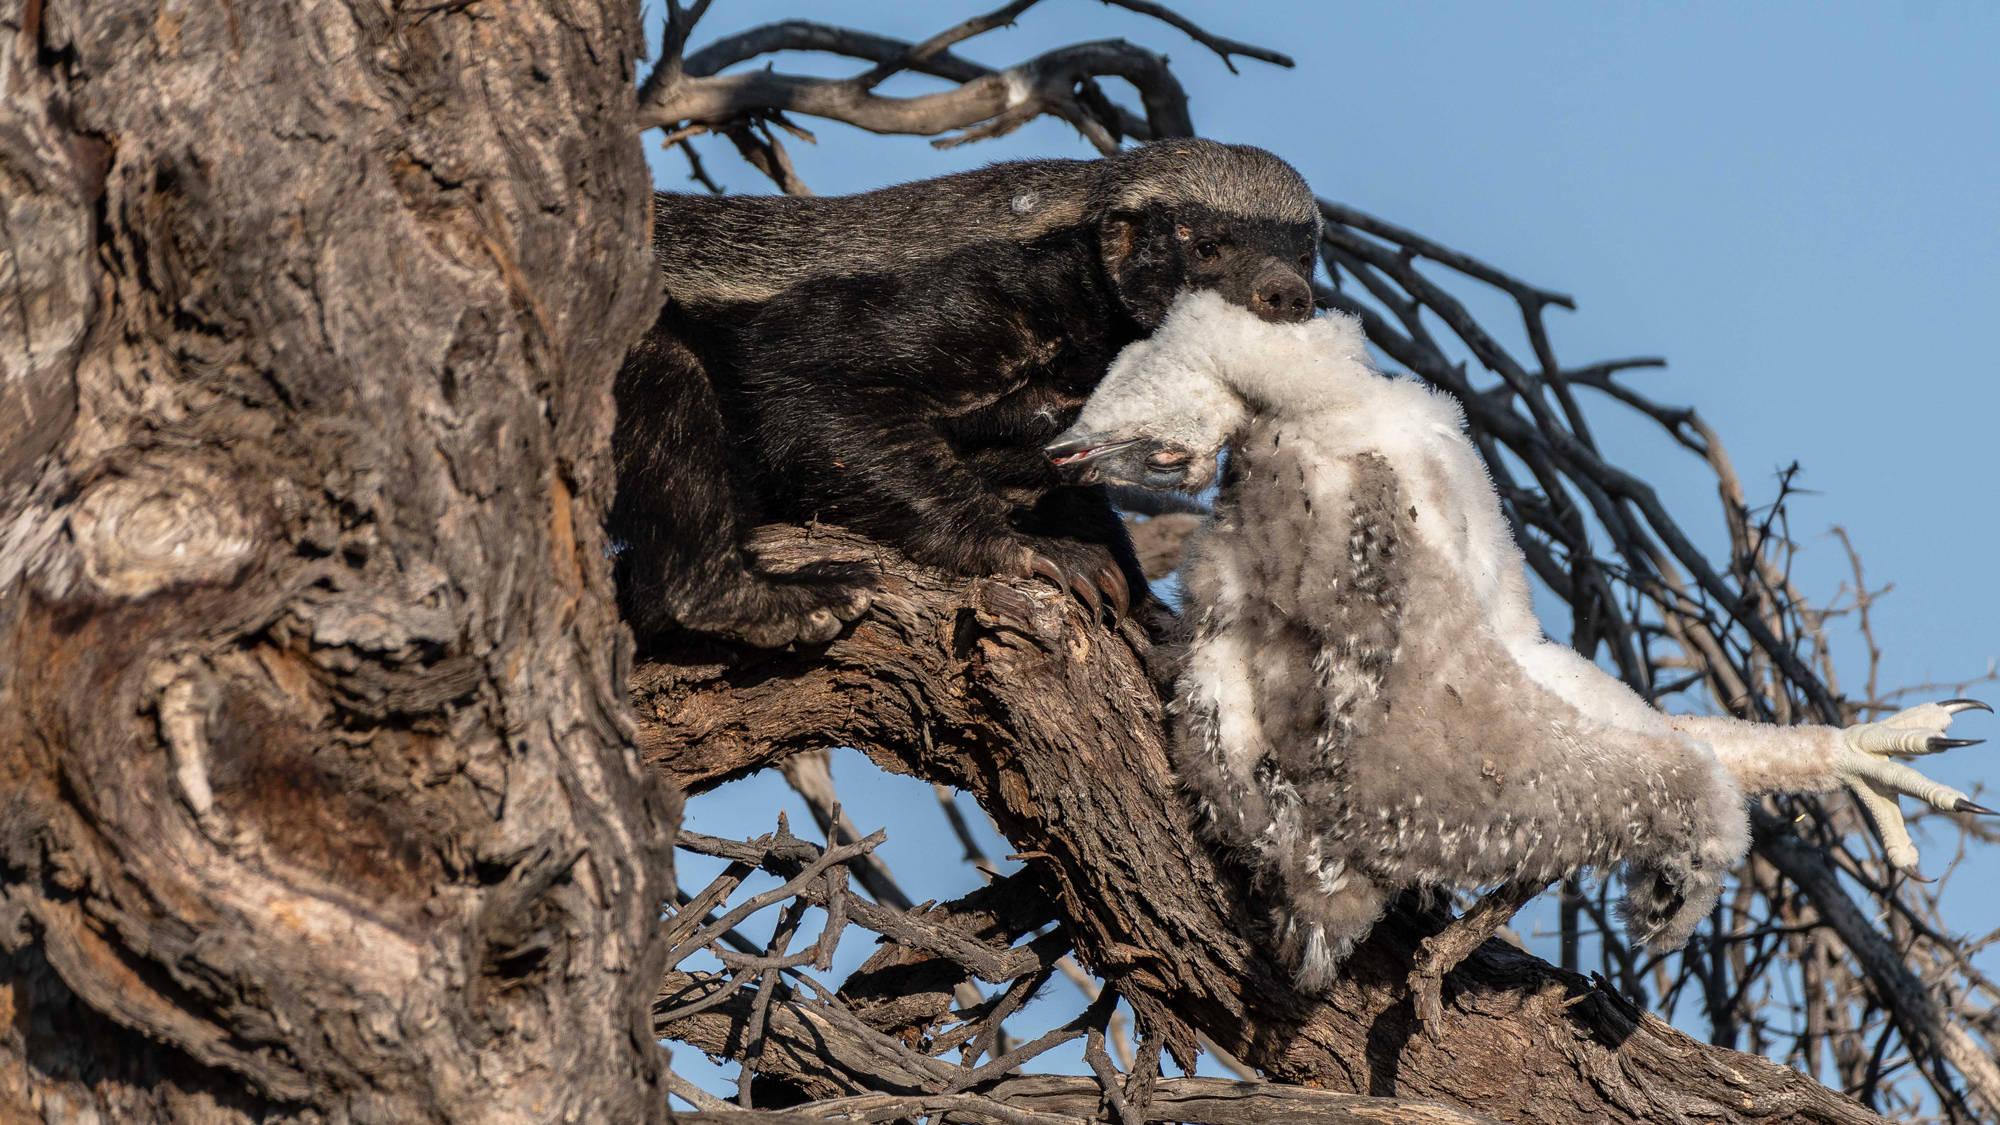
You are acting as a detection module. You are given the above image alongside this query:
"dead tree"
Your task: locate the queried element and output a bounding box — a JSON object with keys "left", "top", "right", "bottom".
{"left": 3, "top": 1, "right": 1993, "bottom": 1123}
{"left": 0, "top": 0, "right": 676, "bottom": 1120}
{"left": 634, "top": 4, "right": 2000, "bottom": 1124}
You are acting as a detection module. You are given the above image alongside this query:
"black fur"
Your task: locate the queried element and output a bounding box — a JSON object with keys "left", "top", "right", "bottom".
{"left": 612, "top": 140, "right": 1319, "bottom": 646}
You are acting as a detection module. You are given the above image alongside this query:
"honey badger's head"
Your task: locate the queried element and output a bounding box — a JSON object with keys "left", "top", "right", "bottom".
{"left": 1090, "top": 139, "right": 1320, "bottom": 329}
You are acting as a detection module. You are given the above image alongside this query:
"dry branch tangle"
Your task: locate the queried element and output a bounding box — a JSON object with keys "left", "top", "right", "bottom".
{"left": 636, "top": 527, "right": 1884, "bottom": 1125}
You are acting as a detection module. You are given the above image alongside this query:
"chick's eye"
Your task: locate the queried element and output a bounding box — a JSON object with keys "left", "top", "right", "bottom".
{"left": 1194, "top": 241, "right": 1220, "bottom": 261}
{"left": 1146, "top": 448, "right": 1192, "bottom": 471}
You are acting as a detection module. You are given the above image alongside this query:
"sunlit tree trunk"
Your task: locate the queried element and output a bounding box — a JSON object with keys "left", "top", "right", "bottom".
{"left": 0, "top": 1, "right": 675, "bottom": 1119}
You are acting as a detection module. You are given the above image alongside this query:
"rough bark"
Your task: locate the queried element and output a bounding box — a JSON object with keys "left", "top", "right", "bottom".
{"left": 0, "top": 1, "right": 674, "bottom": 1121}
{"left": 636, "top": 527, "right": 1887, "bottom": 1125}
{"left": 662, "top": 1075, "right": 1513, "bottom": 1124}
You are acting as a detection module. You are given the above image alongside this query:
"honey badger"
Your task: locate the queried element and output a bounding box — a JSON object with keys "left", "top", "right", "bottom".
{"left": 611, "top": 139, "right": 1320, "bottom": 647}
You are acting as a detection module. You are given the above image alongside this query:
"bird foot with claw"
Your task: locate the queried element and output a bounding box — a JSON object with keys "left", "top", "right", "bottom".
{"left": 1838, "top": 698, "right": 1992, "bottom": 879}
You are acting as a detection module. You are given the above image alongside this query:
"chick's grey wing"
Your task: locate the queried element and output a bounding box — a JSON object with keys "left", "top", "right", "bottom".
{"left": 1175, "top": 443, "right": 1409, "bottom": 985}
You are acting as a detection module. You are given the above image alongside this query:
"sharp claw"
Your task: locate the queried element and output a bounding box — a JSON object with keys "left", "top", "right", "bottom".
{"left": 1925, "top": 737, "right": 1985, "bottom": 751}
{"left": 1942, "top": 698, "right": 1994, "bottom": 715}
{"left": 1074, "top": 576, "right": 1104, "bottom": 618}
{"left": 1026, "top": 543, "right": 1131, "bottom": 622}
{"left": 1027, "top": 553, "right": 1068, "bottom": 594}
{"left": 1955, "top": 800, "right": 1996, "bottom": 815}
{"left": 1099, "top": 565, "right": 1131, "bottom": 620}
{"left": 1897, "top": 863, "right": 1937, "bottom": 884}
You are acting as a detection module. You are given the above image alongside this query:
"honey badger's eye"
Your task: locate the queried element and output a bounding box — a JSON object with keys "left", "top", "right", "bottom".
{"left": 1299, "top": 250, "right": 1315, "bottom": 268}
{"left": 1193, "top": 241, "right": 1220, "bottom": 261}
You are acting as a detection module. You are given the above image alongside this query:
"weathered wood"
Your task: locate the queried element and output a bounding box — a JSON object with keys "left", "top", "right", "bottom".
{"left": 637, "top": 526, "right": 1886, "bottom": 1125}
{"left": 0, "top": 0, "right": 675, "bottom": 1120}
{"left": 664, "top": 1075, "right": 1512, "bottom": 1124}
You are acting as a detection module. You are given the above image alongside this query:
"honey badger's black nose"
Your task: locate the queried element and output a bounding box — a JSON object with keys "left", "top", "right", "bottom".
{"left": 1250, "top": 270, "right": 1313, "bottom": 323}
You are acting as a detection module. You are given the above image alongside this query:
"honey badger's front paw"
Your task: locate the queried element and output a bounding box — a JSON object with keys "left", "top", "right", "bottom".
{"left": 1015, "top": 537, "right": 1130, "bottom": 620}
{"left": 687, "top": 560, "right": 876, "bottom": 648}
{"left": 1838, "top": 699, "right": 1993, "bottom": 878}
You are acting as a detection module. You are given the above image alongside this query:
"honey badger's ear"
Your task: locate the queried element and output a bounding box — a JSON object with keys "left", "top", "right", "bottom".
{"left": 1097, "top": 211, "right": 1142, "bottom": 277}
{"left": 1097, "top": 209, "right": 1179, "bottom": 328}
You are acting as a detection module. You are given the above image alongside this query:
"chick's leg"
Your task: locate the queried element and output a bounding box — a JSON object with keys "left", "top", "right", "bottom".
{"left": 1676, "top": 699, "right": 1992, "bottom": 878}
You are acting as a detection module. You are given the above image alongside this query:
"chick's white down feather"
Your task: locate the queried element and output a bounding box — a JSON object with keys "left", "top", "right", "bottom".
{"left": 1059, "top": 291, "right": 1989, "bottom": 989}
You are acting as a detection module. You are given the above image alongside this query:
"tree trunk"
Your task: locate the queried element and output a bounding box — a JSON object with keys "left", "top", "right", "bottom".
{"left": 637, "top": 527, "right": 1886, "bottom": 1125}
{"left": 0, "top": 1, "right": 674, "bottom": 1121}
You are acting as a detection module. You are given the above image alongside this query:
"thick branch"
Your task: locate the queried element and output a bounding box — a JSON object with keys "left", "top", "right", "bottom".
{"left": 637, "top": 5, "right": 1295, "bottom": 154}
{"left": 638, "top": 39, "right": 1188, "bottom": 150}
{"left": 667, "top": 1076, "right": 1502, "bottom": 1124}
{"left": 635, "top": 526, "right": 1886, "bottom": 1124}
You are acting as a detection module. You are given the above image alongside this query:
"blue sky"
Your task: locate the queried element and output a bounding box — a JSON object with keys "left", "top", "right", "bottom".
{"left": 648, "top": 0, "right": 1999, "bottom": 1096}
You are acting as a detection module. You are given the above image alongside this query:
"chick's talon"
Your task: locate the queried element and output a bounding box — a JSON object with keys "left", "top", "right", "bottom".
{"left": 1843, "top": 699, "right": 1986, "bottom": 763}
{"left": 1837, "top": 698, "right": 1992, "bottom": 874}
{"left": 1847, "top": 776, "right": 1922, "bottom": 873}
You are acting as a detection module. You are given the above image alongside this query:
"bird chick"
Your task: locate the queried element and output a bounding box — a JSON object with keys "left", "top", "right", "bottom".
{"left": 1049, "top": 291, "right": 1990, "bottom": 988}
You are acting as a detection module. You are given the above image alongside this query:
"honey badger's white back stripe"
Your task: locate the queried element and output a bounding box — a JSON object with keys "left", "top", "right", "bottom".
{"left": 655, "top": 139, "right": 1321, "bottom": 307}
{"left": 1097, "top": 141, "right": 1321, "bottom": 228}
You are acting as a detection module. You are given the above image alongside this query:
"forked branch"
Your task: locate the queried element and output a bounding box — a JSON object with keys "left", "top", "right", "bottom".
{"left": 636, "top": 2, "right": 1297, "bottom": 163}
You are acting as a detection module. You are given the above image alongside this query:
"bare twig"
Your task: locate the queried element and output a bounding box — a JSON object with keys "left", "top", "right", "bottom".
{"left": 1095, "top": 0, "right": 1295, "bottom": 72}
{"left": 667, "top": 822, "right": 885, "bottom": 968}
{"left": 852, "top": 0, "right": 1044, "bottom": 92}
{"left": 1407, "top": 880, "right": 1550, "bottom": 1039}
{"left": 782, "top": 750, "right": 917, "bottom": 909}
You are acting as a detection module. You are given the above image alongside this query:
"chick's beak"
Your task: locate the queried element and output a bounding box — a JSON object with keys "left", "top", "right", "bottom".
{"left": 1045, "top": 432, "right": 1139, "bottom": 483}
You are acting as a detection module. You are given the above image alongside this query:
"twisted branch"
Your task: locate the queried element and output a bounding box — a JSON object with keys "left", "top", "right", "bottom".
{"left": 635, "top": 2, "right": 1295, "bottom": 164}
